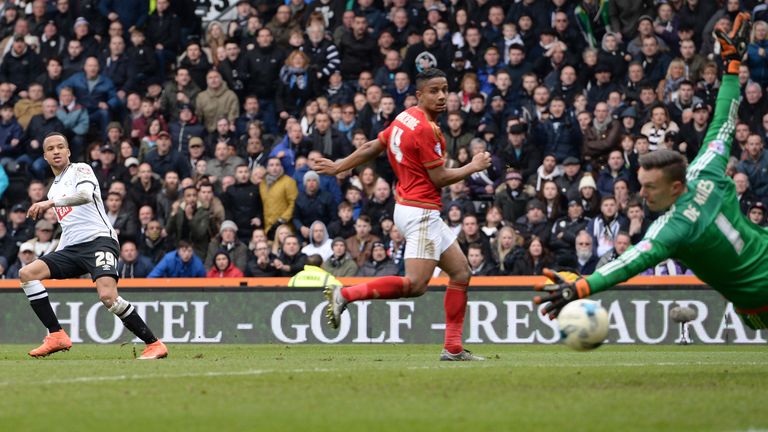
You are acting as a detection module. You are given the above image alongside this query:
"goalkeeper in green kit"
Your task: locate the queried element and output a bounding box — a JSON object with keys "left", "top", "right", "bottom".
{"left": 535, "top": 13, "right": 768, "bottom": 330}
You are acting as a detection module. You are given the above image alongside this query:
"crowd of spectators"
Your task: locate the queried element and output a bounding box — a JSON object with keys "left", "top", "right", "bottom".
{"left": 0, "top": 0, "right": 768, "bottom": 280}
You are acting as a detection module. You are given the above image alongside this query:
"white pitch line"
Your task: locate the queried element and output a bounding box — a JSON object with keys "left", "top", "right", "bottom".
{"left": 1, "top": 360, "right": 765, "bottom": 387}
{"left": 0, "top": 367, "right": 336, "bottom": 387}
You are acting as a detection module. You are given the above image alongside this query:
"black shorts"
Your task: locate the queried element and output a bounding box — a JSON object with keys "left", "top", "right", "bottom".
{"left": 40, "top": 236, "right": 120, "bottom": 281}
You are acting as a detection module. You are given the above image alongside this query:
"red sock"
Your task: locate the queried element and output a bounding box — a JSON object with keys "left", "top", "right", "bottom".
{"left": 444, "top": 281, "right": 468, "bottom": 354}
{"left": 341, "top": 276, "right": 409, "bottom": 302}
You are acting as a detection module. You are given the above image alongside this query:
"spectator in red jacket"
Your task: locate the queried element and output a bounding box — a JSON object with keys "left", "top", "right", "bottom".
{"left": 206, "top": 249, "right": 245, "bottom": 278}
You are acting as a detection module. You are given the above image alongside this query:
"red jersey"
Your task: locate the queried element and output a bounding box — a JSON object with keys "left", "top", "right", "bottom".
{"left": 378, "top": 106, "right": 446, "bottom": 210}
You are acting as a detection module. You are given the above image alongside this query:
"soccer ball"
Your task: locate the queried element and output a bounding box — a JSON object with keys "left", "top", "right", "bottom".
{"left": 557, "top": 299, "right": 609, "bottom": 351}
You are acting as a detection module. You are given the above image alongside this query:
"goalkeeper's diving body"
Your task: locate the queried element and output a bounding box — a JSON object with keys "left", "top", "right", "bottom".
{"left": 536, "top": 13, "right": 768, "bottom": 330}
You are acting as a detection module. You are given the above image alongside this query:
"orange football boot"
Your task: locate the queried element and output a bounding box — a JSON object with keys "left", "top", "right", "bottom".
{"left": 28, "top": 330, "right": 72, "bottom": 358}
{"left": 138, "top": 340, "right": 168, "bottom": 360}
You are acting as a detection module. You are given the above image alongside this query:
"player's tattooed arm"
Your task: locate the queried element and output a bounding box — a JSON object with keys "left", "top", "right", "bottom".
{"left": 315, "top": 139, "right": 385, "bottom": 176}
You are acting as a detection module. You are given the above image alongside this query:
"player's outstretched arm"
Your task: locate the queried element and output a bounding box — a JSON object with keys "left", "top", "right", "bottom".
{"left": 688, "top": 13, "right": 749, "bottom": 175}
{"left": 27, "top": 185, "right": 95, "bottom": 219}
{"left": 427, "top": 151, "right": 492, "bottom": 188}
{"left": 314, "top": 139, "right": 385, "bottom": 176}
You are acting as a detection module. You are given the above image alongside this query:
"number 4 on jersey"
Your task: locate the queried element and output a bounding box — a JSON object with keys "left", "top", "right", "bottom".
{"left": 389, "top": 126, "right": 404, "bottom": 163}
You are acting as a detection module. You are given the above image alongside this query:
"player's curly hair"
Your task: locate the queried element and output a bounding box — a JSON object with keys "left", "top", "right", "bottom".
{"left": 415, "top": 68, "right": 447, "bottom": 90}
{"left": 639, "top": 149, "right": 687, "bottom": 183}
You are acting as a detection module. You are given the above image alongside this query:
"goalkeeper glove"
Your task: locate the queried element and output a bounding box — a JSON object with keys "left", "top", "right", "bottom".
{"left": 533, "top": 268, "right": 592, "bottom": 319}
{"left": 715, "top": 12, "right": 751, "bottom": 75}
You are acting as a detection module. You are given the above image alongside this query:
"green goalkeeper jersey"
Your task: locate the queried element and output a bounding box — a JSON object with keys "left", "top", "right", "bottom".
{"left": 588, "top": 74, "right": 768, "bottom": 311}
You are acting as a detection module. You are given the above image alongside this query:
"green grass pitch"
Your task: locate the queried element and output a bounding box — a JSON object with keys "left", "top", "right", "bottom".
{"left": 0, "top": 344, "right": 766, "bottom": 431}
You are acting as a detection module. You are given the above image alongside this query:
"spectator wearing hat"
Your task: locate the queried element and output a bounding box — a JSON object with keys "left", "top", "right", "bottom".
{"left": 144, "top": 131, "right": 191, "bottom": 179}
{"left": 204, "top": 219, "right": 248, "bottom": 272}
{"left": 552, "top": 157, "right": 581, "bottom": 200}
{"left": 92, "top": 143, "right": 124, "bottom": 196}
{"left": 116, "top": 239, "right": 154, "bottom": 278}
{"left": 6, "top": 241, "right": 36, "bottom": 279}
{"left": 21, "top": 97, "right": 64, "bottom": 179}
{"left": 586, "top": 63, "right": 619, "bottom": 110}
{"left": 625, "top": 14, "right": 668, "bottom": 57}
{"left": 0, "top": 34, "right": 43, "bottom": 94}
{"left": 8, "top": 203, "right": 33, "bottom": 248}
{"left": 677, "top": 101, "right": 710, "bottom": 160}
{"left": 494, "top": 170, "right": 531, "bottom": 223}
{"left": 72, "top": 15, "right": 100, "bottom": 57}
{"left": 356, "top": 240, "right": 400, "bottom": 277}
{"left": 321, "top": 237, "right": 358, "bottom": 277}
{"left": 168, "top": 103, "right": 205, "bottom": 156}
{"left": 292, "top": 169, "right": 336, "bottom": 241}
{"left": 56, "top": 56, "right": 119, "bottom": 135}
{"left": 56, "top": 85, "right": 89, "bottom": 160}
{"left": 577, "top": 173, "right": 600, "bottom": 218}
{"left": 748, "top": 201, "right": 768, "bottom": 227}
{"left": 513, "top": 199, "right": 551, "bottom": 244}
{"left": 122, "top": 156, "right": 139, "bottom": 182}
{"left": 500, "top": 122, "right": 540, "bottom": 181}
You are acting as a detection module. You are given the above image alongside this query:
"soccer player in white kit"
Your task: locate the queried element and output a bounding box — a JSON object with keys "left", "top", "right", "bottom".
{"left": 22, "top": 133, "right": 168, "bottom": 359}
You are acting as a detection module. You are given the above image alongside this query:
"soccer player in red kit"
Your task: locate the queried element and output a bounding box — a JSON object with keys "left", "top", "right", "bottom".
{"left": 315, "top": 68, "right": 492, "bottom": 360}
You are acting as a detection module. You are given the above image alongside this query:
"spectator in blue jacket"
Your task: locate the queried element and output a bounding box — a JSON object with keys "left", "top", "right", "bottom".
{"left": 147, "top": 240, "right": 206, "bottom": 278}
{"left": 293, "top": 170, "right": 337, "bottom": 243}
{"left": 117, "top": 240, "right": 154, "bottom": 278}
{"left": 57, "top": 56, "right": 119, "bottom": 135}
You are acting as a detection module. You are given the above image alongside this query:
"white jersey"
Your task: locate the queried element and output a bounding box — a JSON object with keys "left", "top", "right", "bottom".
{"left": 48, "top": 163, "right": 117, "bottom": 250}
